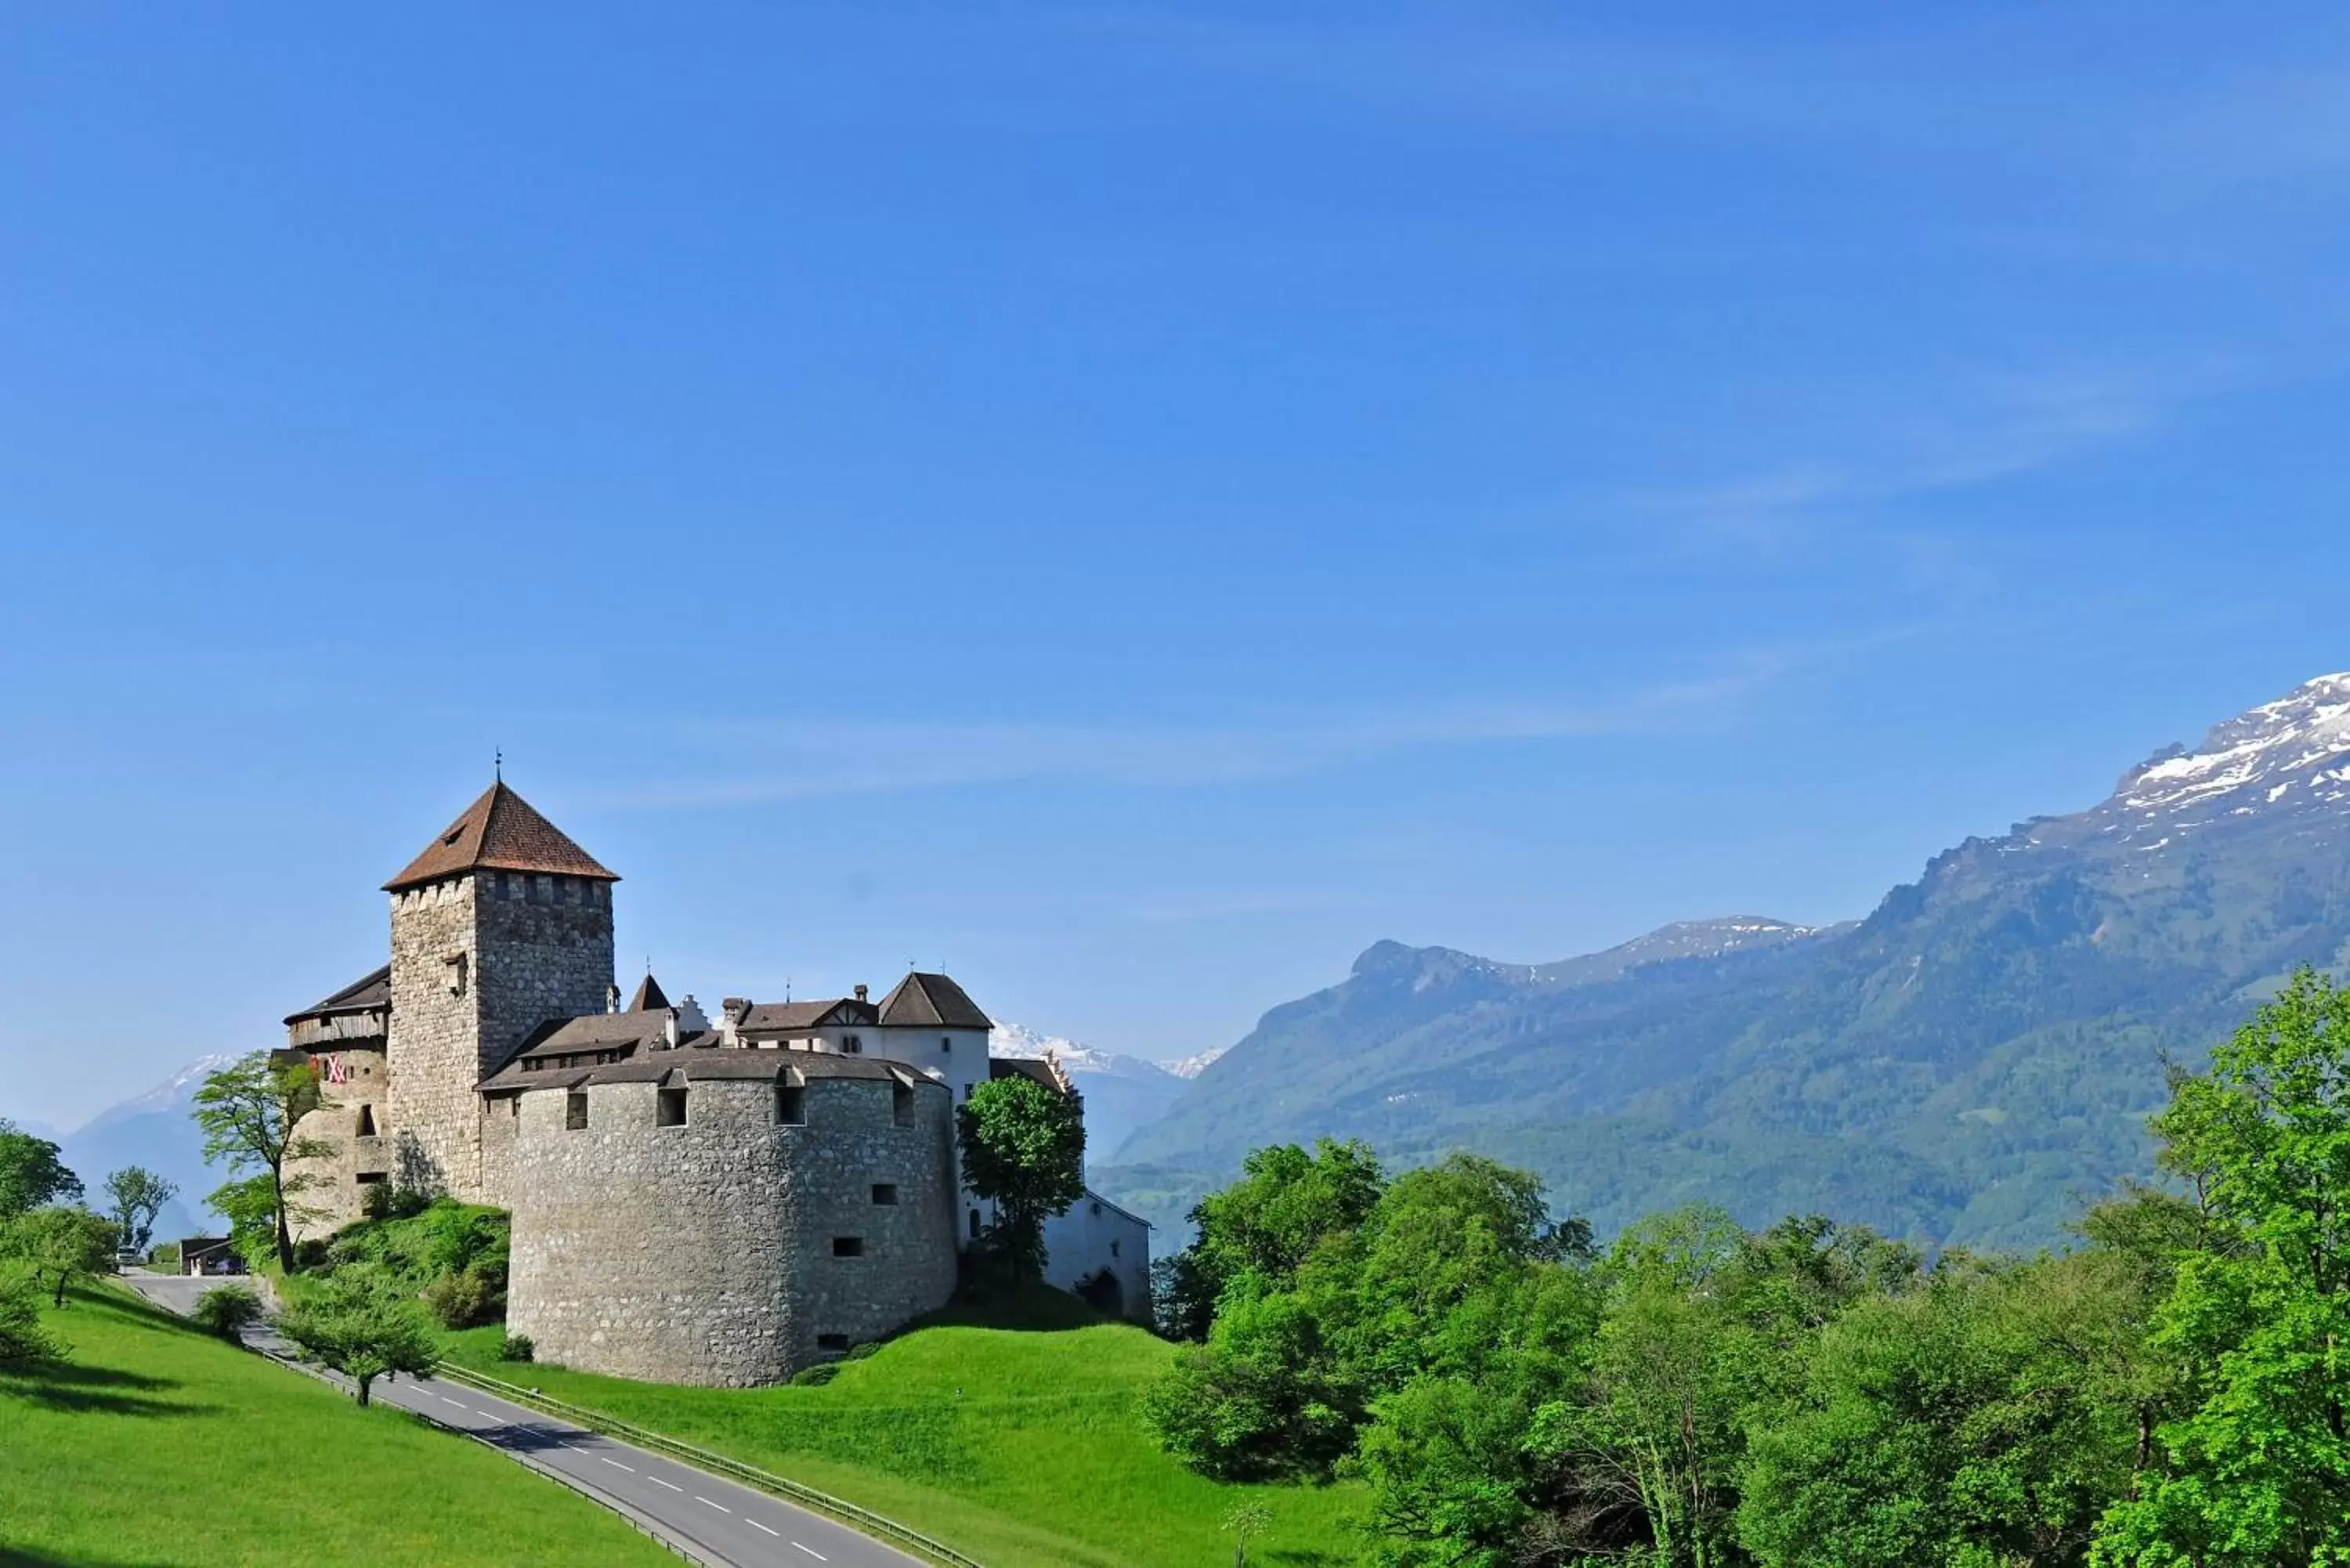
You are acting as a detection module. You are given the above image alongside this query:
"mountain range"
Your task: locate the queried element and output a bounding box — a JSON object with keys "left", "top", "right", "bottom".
{"left": 1101, "top": 674, "right": 2350, "bottom": 1250}
{"left": 47, "top": 1054, "right": 233, "bottom": 1243}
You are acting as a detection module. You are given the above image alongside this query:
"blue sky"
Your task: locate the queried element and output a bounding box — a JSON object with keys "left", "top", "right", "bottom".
{"left": 5, "top": 4, "right": 2349, "bottom": 1130}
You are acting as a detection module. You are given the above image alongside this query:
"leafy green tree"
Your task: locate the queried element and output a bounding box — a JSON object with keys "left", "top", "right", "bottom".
{"left": 956, "top": 1075, "right": 1086, "bottom": 1278}
{"left": 1141, "top": 1277, "right": 1361, "bottom": 1481}
{"left": 0, "top": 1265, "right": 61, "bottom": 1362}
{"left": 192, "top": 1052, "right": 334, "bottom": 1274}
{"left": 1223, "top": 1500, "right": 1273, "bottom": 1568}
{"left": 102, "top": 1165, "right": 177, "bottom": 1255}
{"left": 1357, "top": 1264, "right": 1604, "bottom": 1567}
{"left": 2, "top": 1206, "right": 120, "bottom": 1307}
{"left": 276, "top": 1266, "right": 436, "bottom": 1407}
{"left": 1192, "top": 1139, "right": 1387, "bottom": 1292}
{"left": 1738, "top": 1253, "right": 2145, "bottom": 1568}
{"left": 2095, "top": 969, "right": 2350, "bottom": 1566}
{"left": 0, "top": 1119, "right": 81, "bottom": 1218}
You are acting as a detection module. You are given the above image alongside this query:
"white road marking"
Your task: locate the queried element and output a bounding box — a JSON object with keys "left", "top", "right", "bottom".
{"left": 749, "top": 1520, "right": 780, "bottom": 1537}
{"left": 439, "top": 1396, "right": 468, "bottom": 1408}
{"left": 696, "top": 1498, "right": 731, "bottom": 1513}
{"left": 650, "top": 1476, "right": 685, "bottom": 1493}
{"left": 600, "top": 1458, "right": 635, "bottom": 1472}
{"left": 792, "top": 1545, "right": 827, "bottom": 1562}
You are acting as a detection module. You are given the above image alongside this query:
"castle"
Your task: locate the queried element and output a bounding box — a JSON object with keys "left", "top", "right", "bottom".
{"left": 279, "top": 782, "right": 1150, "bottom": 1386}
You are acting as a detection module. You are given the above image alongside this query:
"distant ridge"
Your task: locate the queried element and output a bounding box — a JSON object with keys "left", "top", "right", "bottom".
{"left": 1102, "top": 673, "right": 2350, "bottom": 1251}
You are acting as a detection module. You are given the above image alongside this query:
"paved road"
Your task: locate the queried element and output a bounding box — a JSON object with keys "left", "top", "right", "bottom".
{"left": 121, "top": 1274, "right": 927, "bottom": 1568}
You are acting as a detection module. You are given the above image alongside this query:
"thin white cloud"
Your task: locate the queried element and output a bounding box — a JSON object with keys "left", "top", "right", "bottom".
{"left": 588, "top": 659, "right": 1787, "bottom": 810}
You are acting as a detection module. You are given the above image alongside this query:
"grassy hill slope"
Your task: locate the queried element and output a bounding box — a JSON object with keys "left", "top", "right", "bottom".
{"left": 443, "top": 1293, "right": 1363, "bottom": 1568}
{"left": 0, "top": 1283, "right": 679, "bottom": 1568}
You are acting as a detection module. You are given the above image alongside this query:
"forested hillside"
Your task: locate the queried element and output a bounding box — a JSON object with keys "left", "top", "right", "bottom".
{"left": 1106, "top": 674, "right": 2350, "bottom": 1248}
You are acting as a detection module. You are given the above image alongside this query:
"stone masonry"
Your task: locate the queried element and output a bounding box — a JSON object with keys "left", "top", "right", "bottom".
{"left": 505, "top": 1062, "right": 958, "bottom": 1386}
{"left": 385, "top": 871, "right": 615, "bottom": 1201}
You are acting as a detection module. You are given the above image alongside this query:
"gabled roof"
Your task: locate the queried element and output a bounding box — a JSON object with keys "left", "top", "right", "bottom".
{"left": 627, "top": 973, "right": 671, "bottom": 1013}
{"left": 284, "top": 964, "right": 392, "bottom": 1026}
{"left": 877, "top": 972, "right": 992, "bottom": 1031}
{"left": 736, "top": 998, "right": 879, "bottom": 1034}
{"left": 384, "top": 782, "right": 619, "bottom": 892}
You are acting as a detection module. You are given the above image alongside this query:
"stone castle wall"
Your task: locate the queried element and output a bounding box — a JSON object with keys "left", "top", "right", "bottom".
{"left": 284, "top": 1047, "right": 392, "bottom": 1241}
{"left": 386, "top": 872, "right": 612, "bottom": 1201}
{"left": 506, "top": 1070, "right": 957, "bottom": 1386}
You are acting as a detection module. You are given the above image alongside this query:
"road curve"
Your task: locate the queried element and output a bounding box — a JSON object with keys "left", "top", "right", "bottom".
{"left": 121, "top": 1274, "right": 930, "bottom": 1568}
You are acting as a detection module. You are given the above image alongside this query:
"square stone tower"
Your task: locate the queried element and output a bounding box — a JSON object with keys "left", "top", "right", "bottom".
{"left": 383, "top": 781, "right": 617, "bottom": 1201}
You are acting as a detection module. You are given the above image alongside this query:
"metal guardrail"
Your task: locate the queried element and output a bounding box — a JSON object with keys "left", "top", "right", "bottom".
{"left": 436, "top": 1361, "right": 987, "bottom": 1568}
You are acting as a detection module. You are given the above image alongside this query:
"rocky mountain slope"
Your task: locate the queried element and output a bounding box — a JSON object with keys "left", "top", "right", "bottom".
{"left": 1104, "top": 674, "right": 2350, "bottom": 1249}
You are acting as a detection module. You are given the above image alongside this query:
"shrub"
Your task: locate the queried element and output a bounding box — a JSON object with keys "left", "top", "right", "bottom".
{"left": 420, "top": 1267, "right": 495, "bottom": 1329}
{"left": 497, "top": 1331, "right": 534, "bottom": 1363}
{"left": 789, "top": 1363, "right": 841, "bottom": 1387}
{"left": 0, "top": 1266, "right": 60, "bottom": 1362}
{"left": 847, "top": 1342, "right": 881, "bottom": 1360}
{"left": 190, "top": 1284, "right": 265, "bottom": 1342}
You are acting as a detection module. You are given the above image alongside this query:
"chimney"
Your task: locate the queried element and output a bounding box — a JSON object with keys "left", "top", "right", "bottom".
{"left": 854, "top": 984, "right": 870, "bottom": 1003}
{"left": 606, "top": 981, "right": 621, "bottom": 1014}
{"left": 664, "top": 1012, "right": 679, "bottom": 1049}
{"left": 721, "top": 997, "right": 749, "bottom": 1047}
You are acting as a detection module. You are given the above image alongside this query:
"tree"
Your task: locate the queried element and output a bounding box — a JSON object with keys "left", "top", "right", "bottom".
{"left": 102, "top": 1166, "right": 177, "bottom": 1255}
{"left": 1223, "top": 1501, "right": 1273, "bottom": 1568}
{"left": 956, "top": 1075, "right": 1085, "bottom": 1278}
{"left": 2, "top": 1206, "right": 119, "bottom": 1307}
{"left": 191, "top": 1052, "right": 334, "bottom": 1274}
{"left": 275, "top": 1266, "right": 436, "bottom": 1407}
{"left": 2094, "top": 968, "right": 2350, "bottom": 1566}
{"left": 1737, "top": 1254, "right": 2145, "bottom": 1568}
{"left": 0, "top": 1119, "right": 81, "bottom": 1219}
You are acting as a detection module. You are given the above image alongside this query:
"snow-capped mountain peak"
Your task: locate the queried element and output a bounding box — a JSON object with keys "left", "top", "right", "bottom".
{"left": 989, "top": 1023, "right": 1180, "bottom": 1083}
{"left": 2112, "top": 672, "right": 2350, "bottom": 820}
{"left": 1161, "top": 1046, "right": 1228, "bottom": 1079}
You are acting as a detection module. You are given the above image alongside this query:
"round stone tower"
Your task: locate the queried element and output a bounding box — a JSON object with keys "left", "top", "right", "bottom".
{"left": 384, "top": 781, "right": 617, "bottom": 1202}
{"left": 504, "top": 1054, "right": 958, "bottom": 1386}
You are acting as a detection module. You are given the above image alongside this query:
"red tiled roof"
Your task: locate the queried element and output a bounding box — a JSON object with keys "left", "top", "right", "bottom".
{"left": 384, "top": 782, "right": 619, "bottom": 891}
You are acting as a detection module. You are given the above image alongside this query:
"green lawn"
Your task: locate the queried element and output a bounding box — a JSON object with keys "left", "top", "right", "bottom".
{"left": 444, "top": 1297, "right": 1367, "bottom": 1568}
{"left": 0, "top": 1283, "right": 681, "bottom": 1568}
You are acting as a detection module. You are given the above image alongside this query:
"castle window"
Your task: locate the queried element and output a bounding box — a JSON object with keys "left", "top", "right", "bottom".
{"left": 843, "top": 1035, "right": 862, "bottom": 1054}
{"left": 940, "top": 1036, "right": 952, "bottom": 1053}
{"left": 656, "top": 1087, "right": 688, "bottom": 1127}
{"left": 356, "top": 1104, "right": 377, "bottom": 1137}
{"left": 566, "top": 1092, "right": 588, "bottom": 1131}
{"left": 356, "top": 1171, "right": 386, "bottom": 1185}
{"left": 832, "top": 1237, "right": 864, "bottom": 1258}
{"left": 1110, "top": 1240, "right": 1120, "bottom": 1258}
{"left": 776, "top": 1083, "right": 805, "bottom": 1125}
{"left": 871, "top": 1183, "right": 898, "bottom": 1206}
{"left": 891, "top": 1082, "right": 913, "bottom": 1126}
{"left": 444, "top": 952, "right": 468, "bottom": 998}
{"left": 816, "top": 1333, "right": 851, "bottom": 1352}
{"left": 969, "top": 1209, "right": 981, "bottom": 1240}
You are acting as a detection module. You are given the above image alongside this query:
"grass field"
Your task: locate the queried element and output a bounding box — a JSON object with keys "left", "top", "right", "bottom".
{"left": 443, "top": 1294, "right": 1368, "bottom": 1568}
{"left": 0, "top": 1283, "right": 681, "bottom": 1568}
